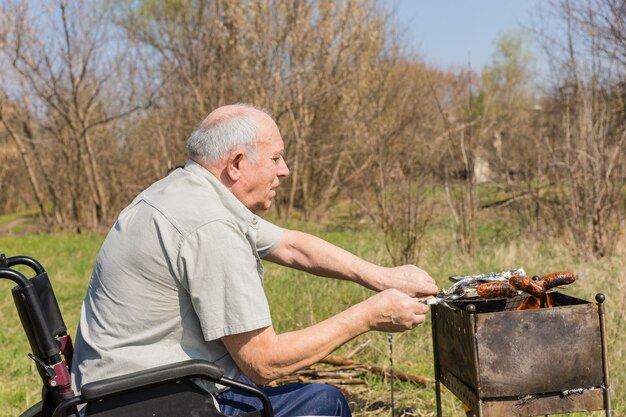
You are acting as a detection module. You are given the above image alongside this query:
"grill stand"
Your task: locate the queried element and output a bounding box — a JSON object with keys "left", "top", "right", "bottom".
{"left": 597, "top": 294, "right": 612, "bottom": 416}
{"left": 432, "top": 300, "right": 442, "bottom": 417}
{"left": 432, "top": 293, "right": 612, "bottom": 417}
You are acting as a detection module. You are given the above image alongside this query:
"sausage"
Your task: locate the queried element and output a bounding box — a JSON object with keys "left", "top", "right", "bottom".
{"left": 476, "top": 282, "right": 518, "bottom": 299}
{"left": 541, "top": 272, "right": 576, "bottom": 291}
{"left": 509, "top": 275, "right": 546, "bottom": 298}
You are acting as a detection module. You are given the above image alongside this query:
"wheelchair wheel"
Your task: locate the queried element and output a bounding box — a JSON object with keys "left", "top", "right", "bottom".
{"left": 19, "top": 401, "right": 43, "bottom": 417}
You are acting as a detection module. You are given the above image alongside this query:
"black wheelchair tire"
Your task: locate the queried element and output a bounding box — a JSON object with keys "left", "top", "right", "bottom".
{"left": 19, "top": 401, "right": 43, "bottom": 417}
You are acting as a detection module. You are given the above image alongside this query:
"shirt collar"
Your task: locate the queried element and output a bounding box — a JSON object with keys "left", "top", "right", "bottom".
{"left": 183, "top": 159, "right": 259, "bottom": 227}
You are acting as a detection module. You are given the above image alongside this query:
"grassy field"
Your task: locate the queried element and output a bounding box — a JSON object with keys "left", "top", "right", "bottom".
{"left": 0, "top": 218, "right": 624, "bottom": 416}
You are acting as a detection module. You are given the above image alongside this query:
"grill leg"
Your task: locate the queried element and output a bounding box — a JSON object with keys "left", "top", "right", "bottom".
{"left": 597, "top": 294, "right": 612, "bottom": 417}
{"left": 432, "top": 306, "right": 443, "bottom": 417}
{"left": 435, "top": 378, "right": 442, "bottom": 417}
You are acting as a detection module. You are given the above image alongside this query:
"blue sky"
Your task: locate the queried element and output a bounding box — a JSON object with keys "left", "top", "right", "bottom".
{"left": 390, "top": 0, "right": 541, "bottom": 70}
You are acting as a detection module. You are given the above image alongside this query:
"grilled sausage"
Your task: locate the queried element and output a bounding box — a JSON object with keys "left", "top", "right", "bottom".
{"left": 509, "top": 275, "right": 546, "bottom": 298}
{"left": 541, "top": 271, "right": 576, "bottom": 291}
{"left": 476, "top": 282, "right": 518, "bottom": 299}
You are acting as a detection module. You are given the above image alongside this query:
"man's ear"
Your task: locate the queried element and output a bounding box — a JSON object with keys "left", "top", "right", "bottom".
{"left": 225, "top": 150, "right": 245, "bottom": 181}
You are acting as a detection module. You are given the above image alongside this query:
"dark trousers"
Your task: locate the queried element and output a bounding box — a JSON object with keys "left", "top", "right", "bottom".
{"left": 216, "top": 374, "right": 352, "bottom": 417}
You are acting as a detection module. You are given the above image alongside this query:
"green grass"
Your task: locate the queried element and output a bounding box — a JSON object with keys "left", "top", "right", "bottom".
{"left": 0, "top": 209, "right": 40, "bottom": 225}
{"left": 1, "top": 224, "right": 624, "bottom": 416}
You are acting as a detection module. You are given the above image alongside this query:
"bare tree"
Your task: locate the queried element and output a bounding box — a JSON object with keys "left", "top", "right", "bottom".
{"left": 429, "top": 69, "right": 482, "bottom": 257}
{"left": 115, "top": 0, "right": 408, "bottom": 221}
{"left": 339, "top": 55, "right": 440, "bottom": 265}
{"left": 530, "top": 0, "right": 626, "bottom": 257}
{"left": 0, "top": 0, "right": 153, "bottom": 230}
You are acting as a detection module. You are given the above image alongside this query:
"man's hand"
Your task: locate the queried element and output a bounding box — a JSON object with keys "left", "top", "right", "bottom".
{"left": 378, "top": 265, "right": 438, "bottom": 298}
{"left": 363, "top": 288, "right": 431, "bottom": 332}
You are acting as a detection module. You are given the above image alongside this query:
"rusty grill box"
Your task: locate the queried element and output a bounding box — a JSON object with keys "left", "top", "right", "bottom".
{"left": 431, "top": 292, "right": 611, "bottom": 417}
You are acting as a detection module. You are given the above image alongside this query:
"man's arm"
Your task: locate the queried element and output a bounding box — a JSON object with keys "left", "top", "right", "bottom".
{"left": 221, "top": 288, "right": 429, "bottom": 385}
{"left": 263, "top": 229, "right": 437, "bottom": 297}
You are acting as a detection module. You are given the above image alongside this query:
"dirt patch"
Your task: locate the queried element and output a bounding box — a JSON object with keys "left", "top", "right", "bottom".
{"left": 342, "top": 388, "right": 430, "bottom": 416}
{"left": 0, "top": 215, "right": 45, "bottom": 237}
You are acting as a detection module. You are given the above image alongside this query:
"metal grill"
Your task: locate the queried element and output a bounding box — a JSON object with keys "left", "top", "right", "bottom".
{"left": 431, "top": 292, "right": 612, "bottom": 417}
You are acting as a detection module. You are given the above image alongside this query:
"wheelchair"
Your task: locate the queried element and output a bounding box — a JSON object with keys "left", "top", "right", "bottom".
{"left": 0, "top": 253, "right": 274, "bottom": 417}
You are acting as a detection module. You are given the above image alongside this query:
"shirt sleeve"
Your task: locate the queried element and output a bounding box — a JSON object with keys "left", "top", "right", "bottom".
{"left": 255, "top": 216, "right": 283, "bottom": 258}
{"left": 177, "top": 220, "right": 272, "bottom": 341}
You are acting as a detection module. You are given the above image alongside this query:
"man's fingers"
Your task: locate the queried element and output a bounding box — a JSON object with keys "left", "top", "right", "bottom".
{"left": 389, "top": 264, "right": 439, "bottom": 297}
{"left": 403, "top": 282, "right": 438, "bottom": 298}
{"left": 413, "top": 314, "right": 426, "bottom": 327}
{"left": 413, "top": 283, "right": 438, "bottom": 298}
{"left": 367, "top": 289, "right": 434, "bottom": 332}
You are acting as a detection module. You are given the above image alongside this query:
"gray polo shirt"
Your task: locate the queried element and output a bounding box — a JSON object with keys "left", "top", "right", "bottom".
{"left": 71, "top": 160, "right": 283, "bottom": 393}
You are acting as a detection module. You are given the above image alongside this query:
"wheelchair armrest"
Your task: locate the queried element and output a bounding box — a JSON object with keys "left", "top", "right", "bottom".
{"left": 81, "top": 359, "right": 224, "bottom": 400}
{"left": 77, "top": 359, "right": 274, "bottom": 417}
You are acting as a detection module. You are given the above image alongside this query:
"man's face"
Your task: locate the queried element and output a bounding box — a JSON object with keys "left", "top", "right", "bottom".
{"left": 237, "top": 119, "right": 289, "bottom": 213}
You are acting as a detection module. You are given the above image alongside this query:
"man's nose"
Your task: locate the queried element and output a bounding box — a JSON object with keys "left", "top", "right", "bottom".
{"left": 278, "top": 156, "right": 290, "bottom": 178}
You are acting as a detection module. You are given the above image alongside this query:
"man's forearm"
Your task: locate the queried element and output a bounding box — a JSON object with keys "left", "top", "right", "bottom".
{"left": 221, "top": 288, "right": 428, "bottom": 385}
{"left": 264, "top": 229, "right": 387, "bottom": 291}
{"left": 265, "top": 229, "right": 438, "bottom": 298}
{"left": 222, "top": 300, "right": 371, "bottom": 384}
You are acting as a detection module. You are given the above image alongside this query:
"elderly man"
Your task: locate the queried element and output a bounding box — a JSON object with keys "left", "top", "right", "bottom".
{"left": 71, "top": 104, "right": 438, "bottom": 416}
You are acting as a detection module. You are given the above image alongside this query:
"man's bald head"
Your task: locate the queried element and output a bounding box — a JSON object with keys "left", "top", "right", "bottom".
{"left": 187, "top": 103, "right": 273, "bottom": 165}
{"left": 199, "top": 104, "right": 272, "bottom": 128}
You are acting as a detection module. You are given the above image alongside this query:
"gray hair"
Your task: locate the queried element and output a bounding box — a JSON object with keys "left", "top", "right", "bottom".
{"left": 187, "top": 105, "right": 270, "bottom": 163}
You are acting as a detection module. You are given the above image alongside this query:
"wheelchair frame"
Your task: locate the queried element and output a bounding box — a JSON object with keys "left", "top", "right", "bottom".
{"left": 1, "top": 253, "right": 274, "bottom": 417}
